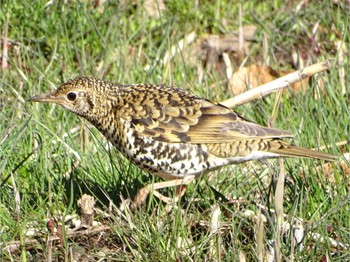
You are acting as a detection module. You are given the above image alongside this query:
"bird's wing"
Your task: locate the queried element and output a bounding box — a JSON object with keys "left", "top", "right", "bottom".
{"left": 119, "top": 84, "right": 293, "bottom": 144}
{"left": 185, "top": 102, "right": 293, "bottom": 143}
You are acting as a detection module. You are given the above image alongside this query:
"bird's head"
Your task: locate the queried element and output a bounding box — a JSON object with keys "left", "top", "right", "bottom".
{"left": 30, "top": 77, "right": 116, "bottom": 118}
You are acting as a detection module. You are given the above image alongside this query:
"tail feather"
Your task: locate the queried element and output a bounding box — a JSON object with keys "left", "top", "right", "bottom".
{"left": 269, "top": 141, "right": 337, "bottom": 161}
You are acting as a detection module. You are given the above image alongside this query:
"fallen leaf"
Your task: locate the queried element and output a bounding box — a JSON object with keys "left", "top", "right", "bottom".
{"left": 229, "top": 65, "right": 279, "bottom": 95}
{"left": 228, "top": 64, "right": 315, "bottom": 95}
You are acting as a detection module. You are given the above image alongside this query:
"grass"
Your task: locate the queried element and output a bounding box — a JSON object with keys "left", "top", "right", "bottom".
{"left": 1, "top": 0, "right": 349, "bottom": 261}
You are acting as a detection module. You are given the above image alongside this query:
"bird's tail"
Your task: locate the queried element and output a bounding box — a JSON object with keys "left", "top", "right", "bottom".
{"left": 269, "top": 140, "right": 337, "bottom": 161}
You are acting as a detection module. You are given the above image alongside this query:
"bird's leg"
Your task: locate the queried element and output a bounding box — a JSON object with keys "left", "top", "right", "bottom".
{"left": 132, "top": 176, "right": 195, "bottom": 208}
{"left": 175, "top": 184, "right": 188, "bottom": 197}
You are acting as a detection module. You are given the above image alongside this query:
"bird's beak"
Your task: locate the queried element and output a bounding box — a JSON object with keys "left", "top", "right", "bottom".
{"left": 30, "top": 93, "right": 63, "bottom": 104}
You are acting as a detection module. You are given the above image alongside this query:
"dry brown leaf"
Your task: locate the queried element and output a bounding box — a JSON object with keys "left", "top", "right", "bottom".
{"left": 228, "top": 64, "right": 314, "bottom": 95}
{"left": 229, "top": 65, "right": 279, "bottom": 95}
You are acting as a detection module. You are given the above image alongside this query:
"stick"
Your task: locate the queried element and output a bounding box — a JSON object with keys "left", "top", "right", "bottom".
{"left": 220, "top": 60, "right": 331, "bottom": 108}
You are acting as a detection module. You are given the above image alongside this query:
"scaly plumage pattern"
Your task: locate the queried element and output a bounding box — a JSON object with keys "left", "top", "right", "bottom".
{"left": 31, "top": 77, "right": 336, "bottom": 181}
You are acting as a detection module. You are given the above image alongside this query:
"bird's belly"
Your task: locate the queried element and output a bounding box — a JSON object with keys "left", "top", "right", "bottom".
{"left": 124, "top": 137, "right": 212, "bottom": 178}
{"left": 125, "top": 141, "right": 282, "bottom": 178}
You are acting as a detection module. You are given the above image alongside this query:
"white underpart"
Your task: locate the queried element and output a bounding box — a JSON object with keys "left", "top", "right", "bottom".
{"left": 136, "top": 139, "right": 207, "bottom": 176}
{"left": 226, "top": 151, "right": 280, "bottom": 163}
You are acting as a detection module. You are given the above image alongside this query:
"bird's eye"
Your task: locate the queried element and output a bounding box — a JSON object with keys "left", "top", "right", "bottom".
{"left": 67, "top": 92, "right": 77, "bottom": 101}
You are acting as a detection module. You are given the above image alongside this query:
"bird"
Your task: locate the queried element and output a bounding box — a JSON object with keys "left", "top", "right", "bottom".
{"left": 30, "top": 77, "right": 336, "bottom": 207}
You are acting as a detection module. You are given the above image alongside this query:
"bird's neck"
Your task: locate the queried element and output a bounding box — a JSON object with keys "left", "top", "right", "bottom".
{"left": 84, "top": 104, "right": 125, "bottom": 148}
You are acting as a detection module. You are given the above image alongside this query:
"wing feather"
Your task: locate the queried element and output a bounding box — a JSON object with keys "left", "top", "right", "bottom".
{"left": 119, "top": 84, "right": 292, "bottom": 144}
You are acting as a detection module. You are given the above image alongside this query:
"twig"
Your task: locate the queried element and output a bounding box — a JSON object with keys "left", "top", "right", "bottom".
{"left": 1, "top": 14, "right": 9, "bottom": 69}
{"left": 220, "top": 60, "right": 331, "bottom": 108}
{"left": 274, "top": 159, "right": 285, "bottom": 262}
